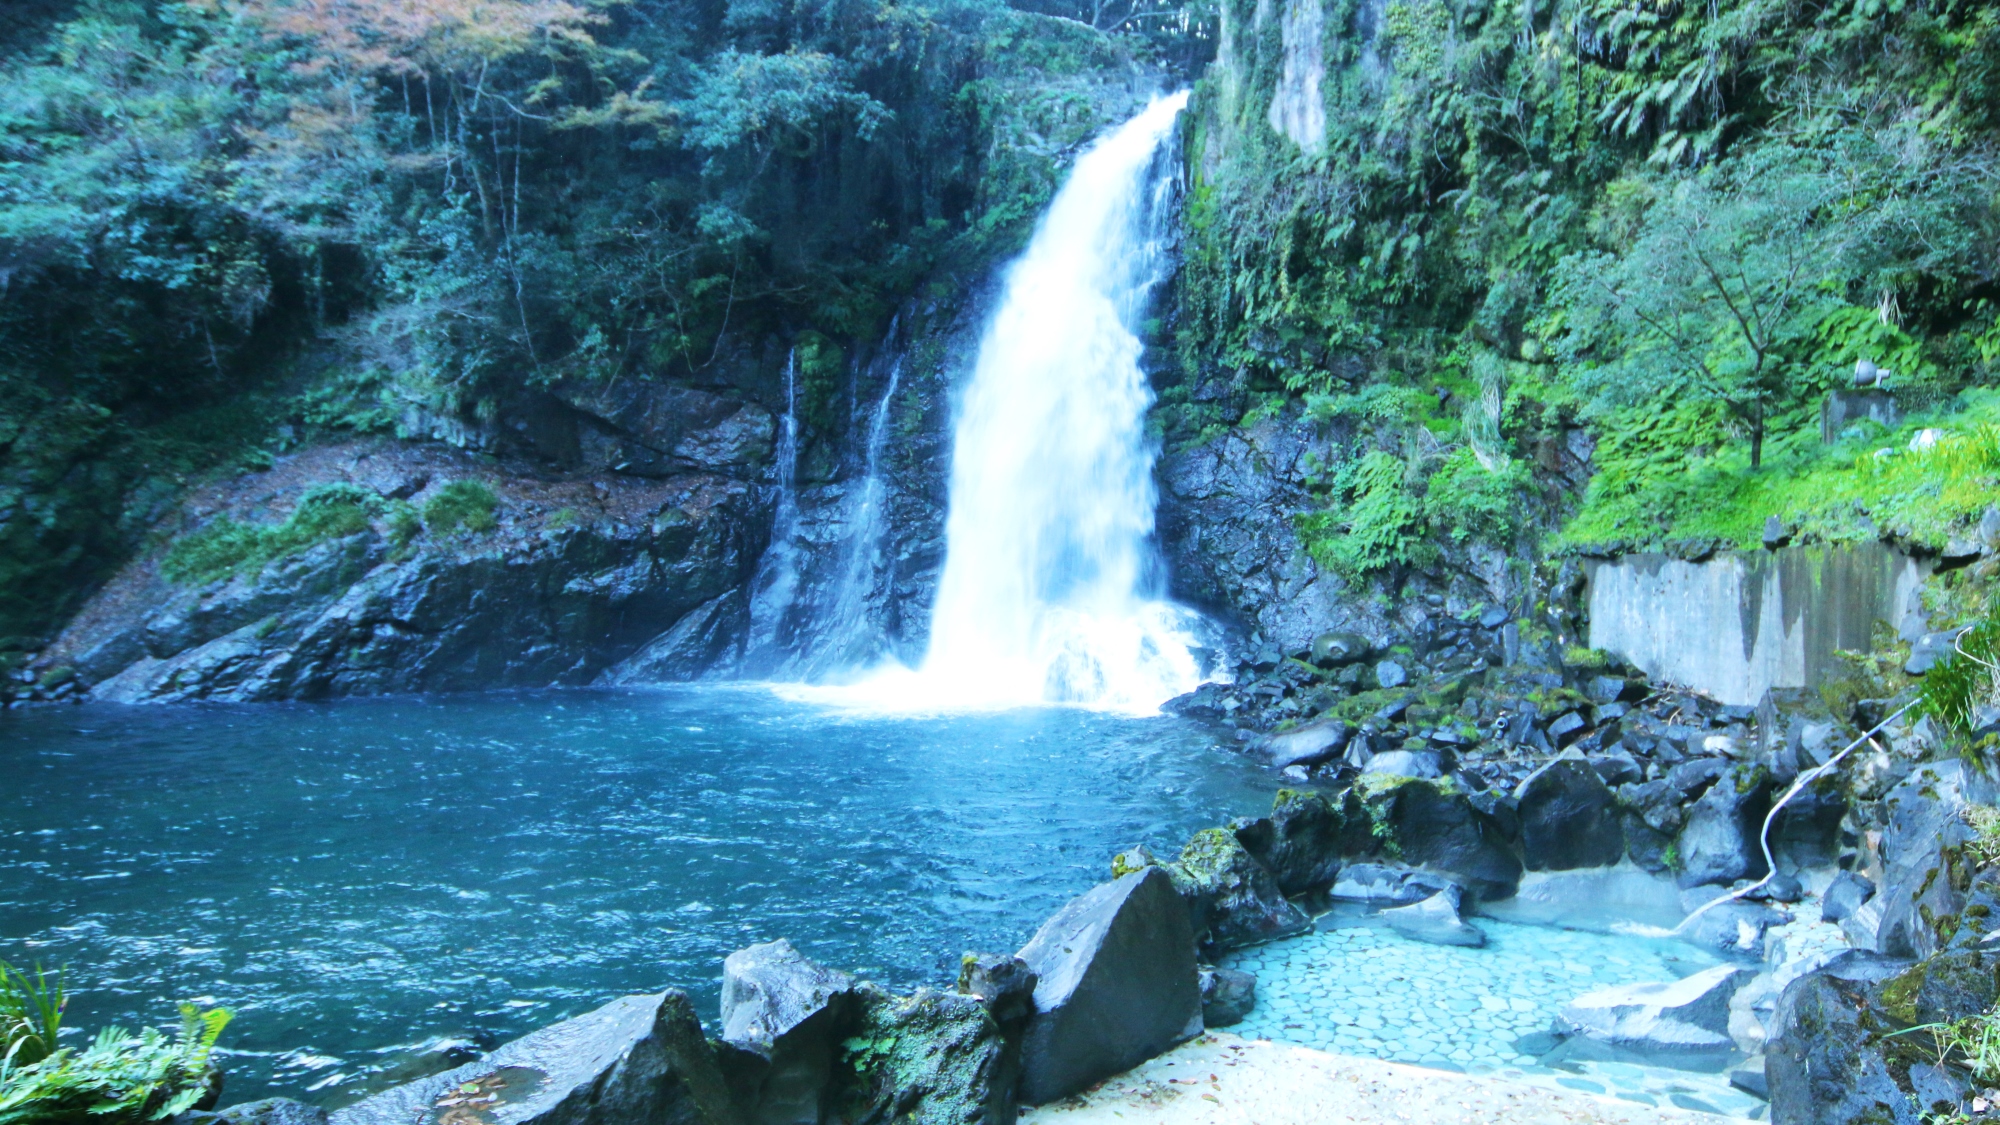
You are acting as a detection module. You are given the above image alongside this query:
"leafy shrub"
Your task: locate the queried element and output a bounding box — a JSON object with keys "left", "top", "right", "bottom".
{"left": 1297, "top": 450, "right": 1432, "bottom": 579}
{"left": 423, "top": 482, "right": 499, "bottom": 535}
{"left": 0, "top": 1003, "right": 230, "bottom": 1125}
{"left": 1, "top": 962, "right": 63, "bottom": 1067}
{"left": 162, "top": 484, "right": 381, "bottom": 585}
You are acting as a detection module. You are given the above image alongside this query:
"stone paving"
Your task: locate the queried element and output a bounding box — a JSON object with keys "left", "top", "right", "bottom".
{"left": 1219, "top": 905, "right": 1771, "bottom": 1119}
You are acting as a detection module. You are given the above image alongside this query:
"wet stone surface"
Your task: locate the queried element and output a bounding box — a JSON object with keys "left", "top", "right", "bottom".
{"left": 1220, "top": 906, "right": 1771, "bottom": 1119}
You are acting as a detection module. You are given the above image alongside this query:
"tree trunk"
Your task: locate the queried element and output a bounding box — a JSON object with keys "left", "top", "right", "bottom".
{"left": 1750, "top": 395, "right": 1764, "bottom": 470}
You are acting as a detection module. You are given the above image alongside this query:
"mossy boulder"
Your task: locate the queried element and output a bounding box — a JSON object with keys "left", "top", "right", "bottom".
{"left": 835, "top": 987, "right": 1012, "bottom": 1125}
{"left": 1766, "top": 971, "right": 1920, "bottom": 1125}
{"left": 1674, "top": 763, "right": 1772, "bottom": 888}
{"left": 1231, "top": 787, "right": 1375, "bottom": 896}
{"left": 1172, "top": 829, "right": 1312, "bottom": 953}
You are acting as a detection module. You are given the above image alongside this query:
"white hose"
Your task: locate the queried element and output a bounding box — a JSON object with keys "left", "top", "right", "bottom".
{"left": 1673, "top": 697, "right": 1922, "bottom": 935}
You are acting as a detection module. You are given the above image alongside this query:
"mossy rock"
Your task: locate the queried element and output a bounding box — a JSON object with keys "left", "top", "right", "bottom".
{"left": 836, "top": 987, "right": 1010, "bottom": 1125}
{"left": 1233, "top": 788, "right": 1377, "bottom": 896}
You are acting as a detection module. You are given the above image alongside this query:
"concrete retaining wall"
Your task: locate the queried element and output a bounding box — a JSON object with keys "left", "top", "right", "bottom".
{"left": 1585, "top": 543, "right": 1928, "bottom": 706}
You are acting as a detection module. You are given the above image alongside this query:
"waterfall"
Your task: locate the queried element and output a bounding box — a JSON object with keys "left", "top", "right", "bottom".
{"left": 820, "top": 356, "right": 903, "bottom": 667}
{"left": 915, "top": 92, "right": 1210, "bottom": 712}
{"left": 744, "top": 350, "right": 802, "bottom": 665}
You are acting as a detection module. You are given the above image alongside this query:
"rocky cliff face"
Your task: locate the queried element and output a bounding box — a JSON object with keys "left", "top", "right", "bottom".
{"left": 21, "top": 443, "right": 768, "bottom": 703}
{"left": 1154, "top": 399, "right": 1543, "bottom": 660}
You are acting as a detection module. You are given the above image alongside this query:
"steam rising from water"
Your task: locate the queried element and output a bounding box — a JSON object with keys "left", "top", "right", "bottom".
{"left": 801, "top": 92, "right": 1214, "bottom": 714}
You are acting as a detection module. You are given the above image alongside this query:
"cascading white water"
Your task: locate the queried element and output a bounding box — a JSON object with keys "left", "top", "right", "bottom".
{"left": 743, "top": 350, "right": 802, "bottom": 666}
{"left": 915, "top": 91, "right": 1210, "bottom": 712}
{"left": 815, "top": 355, "right": 903, "bottom": 669}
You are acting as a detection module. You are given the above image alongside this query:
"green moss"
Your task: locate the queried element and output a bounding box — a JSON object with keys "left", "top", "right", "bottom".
{"left": 162, "top": 483, "right": 381, "bottom": 585}
{"left": 1562, "top": 646, "right": 1611, "bottom": 670}
{"left": 423, "top": 481, "right": 499, "bottom": 535}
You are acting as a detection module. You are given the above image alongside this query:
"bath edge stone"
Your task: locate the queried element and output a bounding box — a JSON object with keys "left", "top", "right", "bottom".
{"left": 1014, "top": 866, "right": 1201, "bottom": 1105}
{"left": 328, "top": 990, "right": 740, "bottom": 1125}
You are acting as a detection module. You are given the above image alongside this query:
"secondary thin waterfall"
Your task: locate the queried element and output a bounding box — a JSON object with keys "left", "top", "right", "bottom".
{"left": 918, "top": 91, "right": 1209, "bottom": 712}
{"left": 744, "top": 350, "right": 802, "bottom": 665}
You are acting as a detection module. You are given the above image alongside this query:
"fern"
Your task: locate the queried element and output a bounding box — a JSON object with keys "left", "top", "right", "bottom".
{"left": 0, "top": 1004, "right": 230, "bottom": 1125}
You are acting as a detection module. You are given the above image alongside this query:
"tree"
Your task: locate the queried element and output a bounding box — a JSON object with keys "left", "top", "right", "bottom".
{"left": 1550, "top": 163, "right": 1839, "bottom": 469}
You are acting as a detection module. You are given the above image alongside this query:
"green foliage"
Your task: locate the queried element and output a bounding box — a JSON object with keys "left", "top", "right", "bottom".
{"left": 0, "top": 963, "right": 63, "bottom": 1068}
{"left": 1921, "top": 610, "right": 2000, "bottom": 737}
{"left": 1172, "top": 0, "right": 2000, "bottom": 556}
{"left": 1559, "top": 390, "right": 2000, "bottom": 554}
{"left": 1297, "top": 442, "right": 1530, "bottom": 580}
{"left": 1297, "top": 450, "right": 1431, "bottom": 578}
{"left": 1548, "top": 141, "right": 1987, "bottom": 468}
{"left": 0, "top": 1003, "right": 230, "bottom": 1125}
{"left": 161, "top": 483, "right": 380, "bottom": 584}
{"left": 423, "top": 481, "right": 499, "bottom": 535}
{"left": 0, "top": 0, "right": 1162, "bottom": 642}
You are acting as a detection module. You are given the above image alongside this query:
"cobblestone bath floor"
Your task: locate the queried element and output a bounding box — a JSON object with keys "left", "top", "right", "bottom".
{"left": 1219, "top": 904, "right": 1771, "bottom": 1119}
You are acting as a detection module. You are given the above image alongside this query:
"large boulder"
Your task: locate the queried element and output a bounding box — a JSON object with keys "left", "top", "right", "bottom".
{"left": 1555, "top": 965, "right": 1750, "bottom": 1055}
{"left": 1167, "top": 829, "right": 1312, "bottom": 953}
{"left": 1765, "top": 954, "right": 1953, "bottom": 1125}
{"left": 330, "top": 991, "right": 739, "bottom": 1125}
{"left": 834, "top": 987, "right": 1012, "bottom": 1125}
{"left": 1231, "top": 788, "right": 1374, "bottom": 896}
{"left": 1379, "top": 885, "right": 1485, "bottom": 948}
{"left": 1873, "top": 761, "right": 2000, "bottom": 959}
{"left": 1362, "top": 777, "right": 1524, "bottom": 901}
{"left": 1014, "top": 868, "right": 1201, "bottom": 1105}
{"left": 1675, "top": 763, "right": 1773, "bottom": 888}
{"left": 720, "top": 940, "right": 860, "bottom": 1125}
{"left": 1514, "top": 754, "right": 1624, "bottom": 871}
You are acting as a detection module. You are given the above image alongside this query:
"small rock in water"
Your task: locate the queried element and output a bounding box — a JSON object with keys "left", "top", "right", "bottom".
{"left": 1379, "top": 884, "right": 1486, "bottom": 948}
{"left": 1820, "top": 870, "right": 1876, "bottom": 924}
{"left": 1374, "top": 660, "right": 1408, "bottom": 689}
{"left": 1555, "top": 964, "right": 1752, "bottom": 1053}
{"left": 1198, "top": 968, "right": 1257, "bottom": 1027}
{"left": 1330, "top": 863, "right": 1453, "bottom": 905}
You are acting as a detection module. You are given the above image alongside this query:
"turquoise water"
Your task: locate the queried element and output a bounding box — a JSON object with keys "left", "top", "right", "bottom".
{"left": 0, "top": 687, "right": 1270, "bottom": 1106}
{"left": 1222, "top": 905, "right": 1769, "bottom": 1118}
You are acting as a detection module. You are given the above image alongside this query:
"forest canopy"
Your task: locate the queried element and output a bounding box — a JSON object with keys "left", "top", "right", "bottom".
{"left": 0, "top": 0, "right": 1188, "bottom": 644}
